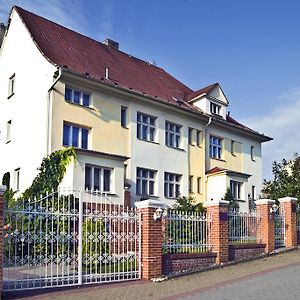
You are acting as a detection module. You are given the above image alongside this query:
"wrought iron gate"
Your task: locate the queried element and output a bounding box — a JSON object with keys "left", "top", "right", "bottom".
{"left": 3, "top": 189, "right": 141, "bottom": 291}
{"left": 274, "top": 207, "right": 285, "bottom": 248}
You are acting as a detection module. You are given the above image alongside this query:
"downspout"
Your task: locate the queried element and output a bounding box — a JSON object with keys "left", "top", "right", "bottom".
{"left": 47, "top": 68, "right": 62, "bottom": 155}
{"left": 203, "top": 117, "right": 212, "bottom": 203}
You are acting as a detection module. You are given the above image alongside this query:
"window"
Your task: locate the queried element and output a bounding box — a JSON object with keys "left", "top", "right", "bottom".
{"left": 8, "top": 74, "right": 15, "bottom": 98}
{"left": 165, "top": 121, "right": 181, "bottom": 148}
{"left": 251, "top": 146, "right": 255, "bottom": 161}
{"left": 85, "top": 165, "right": 112, "bottom": 192}
{"left": 230, "top": 180, "right": 242, "bottom": 200}
{"left": 63, "top": 123, "right": 89, "bottom": 149}
{"left": 231, "top": 140, "right": 235, "bottom": 155}
{"left": 251, "top": 186, "right": 256, "bottom": 200}
{"left": 210, "top": 102, "right": 221, "bottom": 115}
{"left": 6, "top": 120, "right": 11, "bottom": 143}
{"left": 14, "top": 168, "right": 20, "bottom": 191}
{"left": 121, "top": 106, "right": 128, "bottom": 128}
{"left": 197, "top": 177, "right": 201, "bottom": 193}
{"left": 137, "top": 112, "right": 156, "bottom": 142}
{"left": 164, "top": 172, "right": 181, "bottom": 198}
{"left": 136, "top": 167, "right": 156, "bottom": 196}
{"left": 188, "top": 128, "right": 194, "bottom": 145}
{"left": 196, "top": 130, "right": 201, "bottom": 147}
{"left": 189, "top": 175, "right": 193, "bottom": 192}
{"left": 65, "top": 86, "right": 90, "bottom": 107}
{"left": 209, "top": 136, "right": 222, "bottom": 159}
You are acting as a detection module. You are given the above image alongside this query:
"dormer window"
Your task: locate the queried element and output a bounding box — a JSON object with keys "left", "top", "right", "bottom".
{"left": 210, "top": 102, "right": 221, "bottom": 115}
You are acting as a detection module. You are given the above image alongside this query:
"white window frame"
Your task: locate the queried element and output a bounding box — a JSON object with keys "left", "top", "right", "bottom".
{"left": 137, "top": 112, "right": 156, "bottom": 142}
{"left": 165, "top": 121, "right": 181, "bottom": 148}
{"left": 188, "top": 128, "right": 194, "bottom": 145}
{"left": 84, "top": 165, "right": 112, "bottom": 192}
{"left": 121, "top": 106, "right": 128, "bottom": 128}
{"left": 210, "top": 102, "right": 221, "bottom": 115}
{"left": 230, "top": 180, "right": 242, "bottom": 200}
{"left": 197, "top": 177, "right": 201, "bottom": 194}
{"left": 189, "top": 175, "right": 193, "bottom": 192}
{"left": 8, "top": 74, "right": 15, "bottom": 98}
{"left": 251, "top": 146, "right": 255, "bottom": 161}
{"left": 196, "top": 130, "right": 201, "bottom": 147}
{"left": 209, "top": 135, "right": 222, "bottom": 159}
{"left": 63, "top": 123, "right": 89, "bottom": 149}
{"left": 164, "top": 172, "right": 181, "bottom": 198}
{"left": 6, "top": 120, "right": 11, "bottom": 143}
{"left": 65, "top": 86, "right": 91, "bottom": 107}
{"left": 14, "top": 168, "right": 20, "bottom": 191}
{"left": 136, "top": 167, "right": 156, "bottom": 196}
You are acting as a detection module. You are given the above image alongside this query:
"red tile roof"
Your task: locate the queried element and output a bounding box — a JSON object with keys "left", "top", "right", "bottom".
{"left": 186, "top": 83, "right": 219, "bottom": 101}
{"left": 206, "top": 167, "right": 251, "bottom": 178}
{"left": 15, "top": 6, "right": 195, "bottom": 108}
{"left": 13, "top": 6, "right": 271, "bottom": 141}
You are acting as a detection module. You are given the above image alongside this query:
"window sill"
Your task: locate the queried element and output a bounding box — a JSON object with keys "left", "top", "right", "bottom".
{"left": 210, "top": 157, "right": 226, "bottom": 162}
{"left": 164, "top": 196, "right": 180, "bottom": 200}
{"left": 137, "top": 138, "right": 159, "bottom": 145}
{"left": 6, "top": 140, "right": 11, "bottom": 144}
{"left": 166, "top": 145, "right": 185, "bottom": 152}
{"left": 7, "top": 93, "right": 14, "bottom": 99}
{"left": 65, "top": 100, "right": 94, "bottom": 110}
{"left": 121, "top": 125, "right": 129, "bottom": 130}
{"left": 85, "top": 190, "right": 116, "bottom": 196}
{"left": 137, "top": 195, "right": 159, "bottom": 199}
{"left": 236, "top": 199, "right": 246, "bottom": 203}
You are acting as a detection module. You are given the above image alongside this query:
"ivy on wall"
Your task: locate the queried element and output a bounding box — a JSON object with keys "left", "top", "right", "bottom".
{"left": 22, "top": 147, "right": 77, "bottom": 199}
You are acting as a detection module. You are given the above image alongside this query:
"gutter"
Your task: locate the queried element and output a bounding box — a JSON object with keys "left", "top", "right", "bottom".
{"left": 203, "top": 117, "right": 212, "bottom": 203}
{"left": 47, "top": 68, "right": 62, "bottom": 155}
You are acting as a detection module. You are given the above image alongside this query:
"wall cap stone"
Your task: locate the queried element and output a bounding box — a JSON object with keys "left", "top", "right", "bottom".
{"left": 278, "top": 197, "right": 298, "bottom": 203}
{"left": 0, "top": 185, "right": 7, "bottom": 195}
{"left": 254, "top": 199, "right": 276, "bottom": 205}
{"left": 206, "top": 199, "right": 229, "bottom": 207}
{"left": 135, "top": 199, "right": 167, "bottom": 209}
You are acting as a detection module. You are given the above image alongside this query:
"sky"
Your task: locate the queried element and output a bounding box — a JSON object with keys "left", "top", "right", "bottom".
{"left": 1, "top": 0, "right": 300, "bottom": 180}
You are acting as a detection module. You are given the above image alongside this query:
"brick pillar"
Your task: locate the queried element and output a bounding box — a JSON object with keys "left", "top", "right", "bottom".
{"left": 124, "top": 189, "right": 131, "bottom": 208}
{"left": 255, "top": 199, "right": 275, "bottom": 253}
{"left": 135, "top": 200, "right": 166, "bottom": 280}
{"left": 0, "top": 185, "right": 6, "bottom": 295}
{"left": 278, "top": 197, "right": 298, "bottom": 248}
{"left": 206, "top": 200, "right": 229, "bottom": 264}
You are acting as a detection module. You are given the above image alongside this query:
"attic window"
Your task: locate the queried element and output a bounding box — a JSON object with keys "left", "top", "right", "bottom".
{"left": 210, "top": 102, "right": 221, "bottom": 115}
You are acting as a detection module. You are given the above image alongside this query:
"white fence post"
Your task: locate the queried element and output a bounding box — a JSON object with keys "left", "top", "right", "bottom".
{"left": 78, "top": 191, "right": 83, "bottom": 285}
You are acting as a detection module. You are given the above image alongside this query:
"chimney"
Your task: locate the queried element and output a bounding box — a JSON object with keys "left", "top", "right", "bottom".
{"left": 102, "top": 38, "right": 119, "bottom": 50}
{"left": 0, "top": 23, "right": 6, "bottom": 48}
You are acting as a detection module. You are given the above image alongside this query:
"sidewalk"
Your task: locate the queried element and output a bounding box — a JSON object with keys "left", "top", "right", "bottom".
{"left": 5, "top": 249, "right": 300, "bottom": 300}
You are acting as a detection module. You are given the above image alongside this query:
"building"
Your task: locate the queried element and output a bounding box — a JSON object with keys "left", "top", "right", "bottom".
{"left": 0, "top": 6, "right": 272, "bottom": 211}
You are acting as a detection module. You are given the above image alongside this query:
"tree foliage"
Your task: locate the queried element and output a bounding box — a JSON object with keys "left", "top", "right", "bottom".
{"left": 223, "top": 187, "right": 239, "bottom": 211}
{"left": 173, "top": 196, "right": 206, "bottom": 213}
{"left": 262, "top": 154, "right": 300, "bottom": 201}
{"left": 22, "top": 147, "right": 77, "bottom": 199}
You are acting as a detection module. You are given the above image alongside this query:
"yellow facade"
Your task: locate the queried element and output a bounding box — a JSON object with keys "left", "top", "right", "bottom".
{"left": 207, "top": 138, "right": 243, "bottom": 173}
{"left": 188, "top": 129, "right": 204, "bottom": 203}
{"left": 51, "top": 79, "right": 129, "bottom": 157}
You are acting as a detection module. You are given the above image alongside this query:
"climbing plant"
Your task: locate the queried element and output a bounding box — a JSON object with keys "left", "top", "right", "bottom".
{"left": 22, "top": 147, "right": 77, "bottom": 199}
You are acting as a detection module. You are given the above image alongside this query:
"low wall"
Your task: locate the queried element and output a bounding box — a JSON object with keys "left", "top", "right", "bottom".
{"left": 162, "top": 252, "right": 217, "bottom": 275}
{"left": 229, "top": 243, "right": 266, "bottom": 261}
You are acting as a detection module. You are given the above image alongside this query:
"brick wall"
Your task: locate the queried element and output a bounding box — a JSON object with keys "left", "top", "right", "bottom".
{"left": 162, "top": 252, "right": 217, "bottom": 275}
{"left": 228, "top": 243, "right": 266, "bottom": 261}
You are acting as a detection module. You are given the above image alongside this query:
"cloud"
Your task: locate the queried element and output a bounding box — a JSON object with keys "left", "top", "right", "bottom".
{"left": 0, "top": 0, "right": 89, "bottom": 36}
{"left": 243, "top": 87, "right": 300, "bottom": 180}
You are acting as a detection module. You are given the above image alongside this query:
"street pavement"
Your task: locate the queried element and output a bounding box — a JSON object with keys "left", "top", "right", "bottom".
{"left": 5, "top": 249, "right": 300, "bottom": 300}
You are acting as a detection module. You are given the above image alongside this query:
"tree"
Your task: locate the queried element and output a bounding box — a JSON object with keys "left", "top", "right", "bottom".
{"left": 223, "top": 187, "right": 239, "bottom": 211}
{"left": 173, "top": 196, "right": 206, "bottom": 213}
{"left": 262, "top": 154, "right": 300, "bottom": 201}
